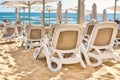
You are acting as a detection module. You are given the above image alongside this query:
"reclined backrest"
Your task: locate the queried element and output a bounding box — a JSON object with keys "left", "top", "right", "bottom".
{"left": 49, "top": 24, "right": 58, "bottom": 37}
{"left": 52, "top": 24, "right": 83, "bottom": 50}
{"left": 116, "top": 29, "right": 120, "bottom": 38}
{"left": 28, "top": 26, "right": 44, "bottom": 39}
{"left": 6, "top": 26, "right": 16, "bottom": 34}
{"left": 15, "top": 20, "right": 23, "bottom": 25}
{"left": 85, "top": 22, "right": 97, "bottom": 35}
{"left": 44, "top": 26, "right": 50, "bottom": 34}
{"left": 17, "top": 25, "right": 22, "bottom": 34}
{"left": 90, "top": 22, "right": 117, "bottom": 46}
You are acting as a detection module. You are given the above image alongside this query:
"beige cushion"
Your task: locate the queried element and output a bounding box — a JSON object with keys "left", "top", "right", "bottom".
{"left": 94, "top": 28, "right": 113, "bottom": 46}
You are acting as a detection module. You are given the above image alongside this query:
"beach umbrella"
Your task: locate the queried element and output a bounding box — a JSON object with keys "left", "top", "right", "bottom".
{"left": 107, "top": 5, "right": 120, "bottom": 20}
{"left": 68, "top": 6, "right": 91, "bottom": 15}
{"left": 90, "top": 3, "right": 97, "bottom": 21}
{"left": 107, "top": 6, "right": 120, "bottom": 11}
{"left": 64, "top": 9, "right": 68, "bottom": 24}
{"left": 77, "top": 0, "right": 85, "bottom": 25}
{"left": 56, "top": 1, "right": 62, "bottom": 24}
{"left": 2, "top": 0, "right": 58, "bottom": 25}
{"left": 68, "top": 7, "right": 77, "bottom": 11}
{"left": 34, "top": 5, "right": 56, "bottom": 24}
{"left": 14, "top": 6, "right": 27, "bottom": 25}
{"left": 46, "top": 5, "right": 56, "bottom": 24}
{"left": 1, "top": 4, "right": 28, "bottom": 24}
{"left": 2, "top": 1, "right": 40, "bottom": 25}
{"left": 102, "top": 9, "right": 107, "bottom": 22}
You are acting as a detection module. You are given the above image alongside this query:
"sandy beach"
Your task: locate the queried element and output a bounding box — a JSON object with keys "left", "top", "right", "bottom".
{"left": 0, "top": 29, "right": 120, "bottom": 80}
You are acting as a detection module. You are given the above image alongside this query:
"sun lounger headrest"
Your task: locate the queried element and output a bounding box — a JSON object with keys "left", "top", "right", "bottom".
{"left": 28, "top": 27, "right": 44, "bottom": 39}
{"left": 90, "top": 22, "right": 117, "bottom": 46}
{"left": 52, "top": 24, "right": 83, "bottom": 50}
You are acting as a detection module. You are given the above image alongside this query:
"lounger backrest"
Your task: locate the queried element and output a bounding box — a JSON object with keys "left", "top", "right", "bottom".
{"left": 17, "top": 25, "right": 22, "bottom": 34}
{"left": 52, "top": 24, "right": 83, "bottom": 50}
{"left": 90, "top": 22, "right": 117, "bottom": 46}
{"left": 15, "top": 20, "right": 23, "bottom": 25}
{"left": 2, "top": 20, "right": 11, "bottom": 25}
{"left": 49, "top": 24, "right": 58, "bottom": 37}
{"left": 116, "top": 29, "right": 120, "bottom": 38}
{"left": 28, "top": 26, "right": 44, "bottom": 39}
{"left": 85, "top": 22, "right": 97, "bottom": 35}
{"left": 6, "top": 26, "right": 16, "bottom": 34}
{"left": 44, "top": 26, "right": 50, "bottom": 34}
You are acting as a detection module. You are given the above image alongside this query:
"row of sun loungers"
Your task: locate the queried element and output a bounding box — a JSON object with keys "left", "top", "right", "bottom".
{"left": 1, "top": 21, "right": 120, "bottom": 72}
{"left": 32, "top": 22, "right": 120, "bottom": 72}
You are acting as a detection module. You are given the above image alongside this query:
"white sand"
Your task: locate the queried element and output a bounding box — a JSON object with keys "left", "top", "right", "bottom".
{"left": 0, "top": 30, "right": 120, "bottom": 80}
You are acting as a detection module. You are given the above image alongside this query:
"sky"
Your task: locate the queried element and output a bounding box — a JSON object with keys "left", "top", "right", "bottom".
{"left": 0, "top": 0, "right": 120, "bottom": 13}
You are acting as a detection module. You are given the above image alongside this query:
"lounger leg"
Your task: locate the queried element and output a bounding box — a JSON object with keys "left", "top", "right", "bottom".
{"left": 25, "top": 43, "right": 31, "bottom": 50}
{"left": 114, "top": 40, "right": 118, "bottom": 48}
{"left": 33, "top": 47, "right": 42, "bottom": 60}
{"left": 15, "top": 36, "right": 23, "bottom": 46}
{"left": 46, "top": 56, "right": 62, "bottom": 72}
{"left": 80, "top": 44, "right": 102, "bottom": 67}
{"left": 114, "top": 52, "right": 120, "bottom": 62}
{"left": 95, "top": 47, "right": 120, "bottom": 62}
{"left": 25, "top": 40, "right": 32, "bottom": 50}
{"left": 75, "top": 52, "right": 86, "bottom": 68}
{"left": 42, "top": 45, "right": 62, "bottom": 72}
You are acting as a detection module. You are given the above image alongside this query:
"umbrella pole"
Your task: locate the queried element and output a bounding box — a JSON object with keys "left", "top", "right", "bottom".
{"left": 23, "top": 7, "right": 25, "bottom": 25}
{"left": 19, "top": 8, "right": 20, "bottom": 20}
{"left": 15, "top": 8, "right": 19, "bottom": 21}
{"left": 28, "top": 7, "right": 31, "bottom": 25}
{"left": 49, "top": 10, "right": 50, "bottom": 24}
{"left": 28, "top": 2, "right": 31, "bottom": 25}
{"left": 77, "top": 0, "right": 80, "bottom": 24}
{"left": 41, "top": 11, "right": 43, "bottom": 25}
{"left": 43, "top": 0, "right": 45, "bottom": 26}
{"left": 114, "top": 0, "right": 117, "bottom": 21}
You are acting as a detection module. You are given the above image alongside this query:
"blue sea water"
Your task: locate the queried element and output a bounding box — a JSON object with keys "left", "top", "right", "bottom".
{"left": 0, "top": 12, "right": 120, "bottom": 25}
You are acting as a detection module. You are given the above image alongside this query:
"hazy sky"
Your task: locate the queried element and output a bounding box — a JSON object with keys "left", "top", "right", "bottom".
{"left": 0, "top": 0, "right": 119, "bottom": 13}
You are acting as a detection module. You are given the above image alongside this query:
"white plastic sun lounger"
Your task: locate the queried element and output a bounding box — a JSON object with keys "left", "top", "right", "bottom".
{"left": 2, "top": 25, "right": 17, "bottom": 40}
{"left": 33, "top": 24, "right": 102, "bottom": 72}
{"left": 82, "top": 22, "right": 120, "bottom": 63}
{"left": 24, "top": 26, "right": 44, "bottom": 49}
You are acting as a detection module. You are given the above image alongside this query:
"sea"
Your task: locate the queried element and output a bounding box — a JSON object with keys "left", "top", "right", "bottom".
{"left": 0, "top": 12, "right": 120, "bottom": 25}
